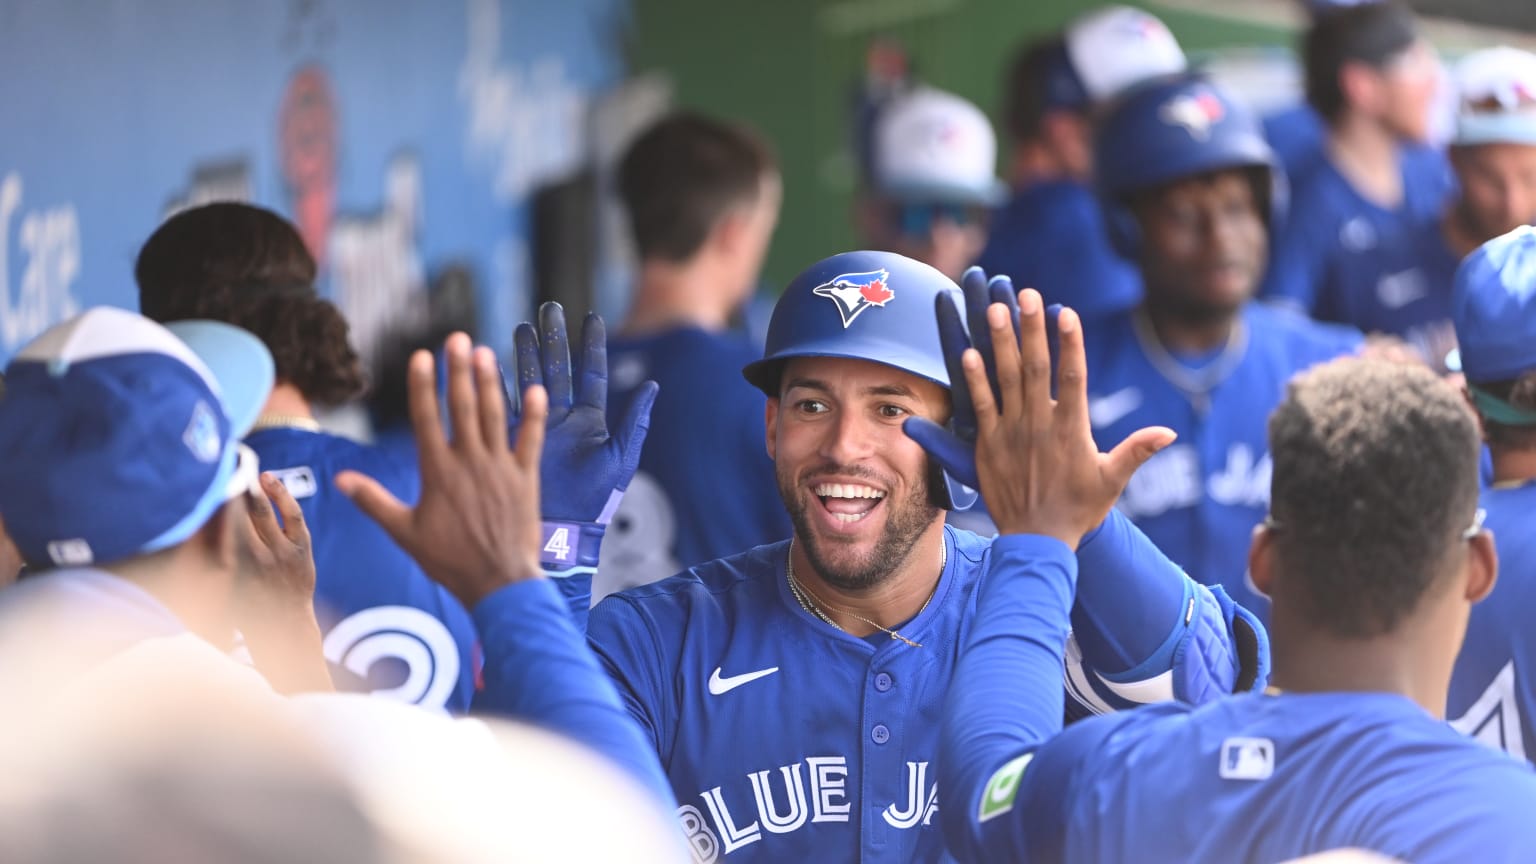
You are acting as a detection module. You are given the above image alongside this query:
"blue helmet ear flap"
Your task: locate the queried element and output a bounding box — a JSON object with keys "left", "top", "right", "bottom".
{"left": 925, "top": 458, "right": 979, "bottom": 511}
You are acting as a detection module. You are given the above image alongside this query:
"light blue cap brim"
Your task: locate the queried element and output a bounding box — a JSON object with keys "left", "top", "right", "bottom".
{"left": 882, "top": 179, "right": 1008, "bottom": 207}
{"left": 164, "top": 320, "right": 275, "bottom": 437}
{"left": 1455, "top": 113, "right": 1536, "bottom": 148}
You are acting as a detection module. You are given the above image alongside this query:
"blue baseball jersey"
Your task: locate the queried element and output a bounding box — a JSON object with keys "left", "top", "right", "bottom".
{"left": 959, "top": 691, "right": 1536, "bottom": 863}
{"left": 1084, "top": 304, "right": 1361, "bottom": 616}
{"left": 975, "top": 181, "right": 1142, "bottom": 322}
{"left": 1262, "top": 103, "right": 1326, "bottom": 184}
{"left": 587, "top": 518, "right": 1259, "bottom": 864}
{"left": 1449, "top": 480, "right": 1536, "bottom": 762}
{"left": 247, "top": 427, "right": 478, "bottom": 713}
{"left": 1262, "top": 147, "right": 1456, "bottom": 358}
{"left": 602, "top": 328, "right": 790, "bottom": 597}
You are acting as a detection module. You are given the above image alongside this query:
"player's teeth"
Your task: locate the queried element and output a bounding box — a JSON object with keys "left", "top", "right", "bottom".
{"left": 833, "top": 512, "right": 868, "bottom": 523}
{"left": 814, "top": 483, "right": 886, "bottom": 499}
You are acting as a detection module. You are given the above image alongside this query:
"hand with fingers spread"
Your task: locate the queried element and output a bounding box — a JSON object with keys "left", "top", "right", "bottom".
{"left": 903, "top": 265, "right": 1061, "bottom": 493}
{"left": 238, "top": 470, "right": 331, "bottom": 693}
{"left": 956, "top": 289, "right": 1176, "bottom": 548}
{"left": 506, "top": 302, "right": 658, "bottom": 576}
{"left": 337, "top": 333, "right": 547, "bottom": 609}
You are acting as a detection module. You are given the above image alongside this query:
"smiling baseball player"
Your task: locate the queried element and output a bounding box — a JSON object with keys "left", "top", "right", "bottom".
{"left": 584, "top": 249, "right": 1267, "bottom": 863}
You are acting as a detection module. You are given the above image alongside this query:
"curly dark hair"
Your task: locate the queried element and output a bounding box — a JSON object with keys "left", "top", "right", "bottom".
{"left": 135, "top": 202, "right": 366, "bottom": 406}
{"left": 1267, "top": 357, "right": 1482, "bottom": 638}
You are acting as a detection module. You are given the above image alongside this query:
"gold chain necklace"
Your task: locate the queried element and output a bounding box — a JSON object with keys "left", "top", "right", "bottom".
{"left": 785, "top": 539, "right": 945, "bottom": 649}
{"left": 251, "top": 413, "right": 322, "bottom": 433}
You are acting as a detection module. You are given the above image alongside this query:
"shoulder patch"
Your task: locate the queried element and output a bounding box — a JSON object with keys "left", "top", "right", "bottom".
{"left": 978, "top": 752, "right": 1036, "bottom": 823}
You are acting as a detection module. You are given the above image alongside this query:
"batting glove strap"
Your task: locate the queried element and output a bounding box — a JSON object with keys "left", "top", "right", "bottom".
{"left": 540, "top": 520, "right": 605, "bottom": 570}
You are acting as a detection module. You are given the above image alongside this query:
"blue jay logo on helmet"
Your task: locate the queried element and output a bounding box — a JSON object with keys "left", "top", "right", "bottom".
{"left": 814, "top": 268, "right": 895, "bottom": 328}
{"left": 1160, "top": 90, "right": 1225, "bottom": 141}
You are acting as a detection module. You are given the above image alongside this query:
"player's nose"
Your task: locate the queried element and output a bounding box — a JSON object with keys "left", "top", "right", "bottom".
{"left": 818, "top": 407, "right": 877, "bottom": 464}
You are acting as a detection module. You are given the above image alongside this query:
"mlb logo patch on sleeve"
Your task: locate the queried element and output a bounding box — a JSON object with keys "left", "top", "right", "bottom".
{"left": 978, "top": 752, "right": 1035, "bottom": 822}
{"left": 1219, "top": 737, "right": 1275, "bottom": 781}
{"left": 268, "top": 466, "right": 318, "bottom": 499}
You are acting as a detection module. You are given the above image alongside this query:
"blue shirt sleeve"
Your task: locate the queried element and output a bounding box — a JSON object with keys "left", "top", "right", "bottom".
{"left": 1068, "top": 511, "right": 1268, "bottom": 712}
{"left": 586, "top": 592, "right": 672, "bottom": 760}
{"left": 939, "top": 534, "right": 1077, "bottom": 864}
{"left": 467, "top": 579, "right": 674, "bottom": 808}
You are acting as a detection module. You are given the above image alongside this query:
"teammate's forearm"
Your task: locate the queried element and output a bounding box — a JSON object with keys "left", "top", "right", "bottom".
{"left": 469, "top": 578, "right": 676, "bottom": 808}
{"left": 939, "top": 534, "right": 1075, "bottom": 862}
{"left": 242, "top": 609, "right": 335, "bottom": 695}
{"left": 1070, "top": 508, "right": 1191, "bottom": 675}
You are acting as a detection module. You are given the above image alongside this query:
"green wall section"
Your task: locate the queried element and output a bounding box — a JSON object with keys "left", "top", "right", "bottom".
{"left": 630, "top": 1, "right": 1296, "bottom": 289}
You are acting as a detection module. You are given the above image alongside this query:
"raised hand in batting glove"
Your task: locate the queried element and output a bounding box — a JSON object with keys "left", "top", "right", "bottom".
{"left": 957, "top": 289, "right": 1174, "bottom": 546}
{"left": 337, "top": 333, "right": 547, "bottom": 609}
{"left": 506, "top": 302, "right": 658, "bottom": 578}
{"left": 902, "top": 265, "right": 1058, "bottom": 491}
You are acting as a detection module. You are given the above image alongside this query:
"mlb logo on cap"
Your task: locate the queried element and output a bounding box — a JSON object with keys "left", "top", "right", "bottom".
{"left": 0, "top": 308, "right": 273, "bottom": 569}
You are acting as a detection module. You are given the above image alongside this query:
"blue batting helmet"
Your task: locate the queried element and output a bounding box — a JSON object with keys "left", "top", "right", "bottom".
{"left": 742, "top": 250, "right": 976, "bottom": 510}
{"left": 1094, "top": 74, "right": 1286, "bottom": 260}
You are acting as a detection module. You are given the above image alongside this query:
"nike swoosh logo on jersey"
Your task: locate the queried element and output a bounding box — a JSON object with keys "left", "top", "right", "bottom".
{"left": 708, "top": 665, "right": 780, "bottom": 695}
{"left": 1088, "top": 387, "right": 1142, "bottom": 428}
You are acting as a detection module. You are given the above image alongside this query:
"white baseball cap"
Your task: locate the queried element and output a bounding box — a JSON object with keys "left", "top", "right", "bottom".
{"left": 872, "top": 86, "right": 1005, "bottom": 206}
{"left": 1065, "top": 6, "right": 1187, "bottom": 104}
{"left": 1453, "top": 47, "right": 1536, "bottom": 147}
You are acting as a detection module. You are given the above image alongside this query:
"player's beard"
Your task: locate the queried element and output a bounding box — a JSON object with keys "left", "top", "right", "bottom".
{"left": 777, "top": 460, "right": 941, "bottom": 591}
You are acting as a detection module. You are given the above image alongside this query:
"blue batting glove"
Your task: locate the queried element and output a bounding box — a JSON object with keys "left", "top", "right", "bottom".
{"left": 903, "top": 265, "right": 1061, "bottom": 491}
{"left": 504, "top": 302, "right": 658, "bottom": 578}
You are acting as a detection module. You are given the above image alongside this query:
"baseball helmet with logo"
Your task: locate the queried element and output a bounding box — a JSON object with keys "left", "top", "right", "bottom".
{"left": 742, "top": 250, "right": 977, "bottom": 510}
{"left": 1094, "top": 73, "right": 1286, "bottom": 260}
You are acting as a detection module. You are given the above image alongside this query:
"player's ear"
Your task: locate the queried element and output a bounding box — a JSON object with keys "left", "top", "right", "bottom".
{"left": 1247, "top": 522, "right": 1275, "bottom": 599}
{"left": 765, "top": 396, "right": 779, "bottom": 460}
{"left": 711, "top": 203, "right": 749, "bottom": 256}
{"left": 1465, "top": 529, "right": 1498, "bottom": 605}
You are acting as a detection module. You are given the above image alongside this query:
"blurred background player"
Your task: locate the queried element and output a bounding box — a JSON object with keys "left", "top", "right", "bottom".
{"left": 0, "top": 309, "right": 682, "bottom": 823}
{"left": 1447, "top": 226, "right": 1536, "bottom": 761}
{"left": 1262, "top": 0, "right": 1454, "bottom": 364}
{"left": 854, "top": 86, "right": 1004, "bottom": 282}
{"left": 939, "top": 355, "right": 1535, "bottom": 864}
{"left": 135, "top": 203, "right": 480, "bottom": 713}
{"left": 1409, "top": 47, "right": 1536, "bottom": 375}
{"left": 978, "top": 5, "right": 1187, "bottom": 321}
{"left": 587, "top": 250, "right": 1263, "bottom": 863}
{"left": 0, "top": 308, "right": 331, "bottom": 695}
{"left": 601, "top": 112, "right": 789, "bottom": 598}
{"left": 1085, "top": 74, "right": 1360, "bottom": 616}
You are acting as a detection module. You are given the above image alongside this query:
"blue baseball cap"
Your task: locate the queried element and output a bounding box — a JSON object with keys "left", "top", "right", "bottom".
{"left": 1451, "top": 226, "right": 1536, "bottom": 383}
{"left": 0, "top": 308, "right": 274, "bottom": 569}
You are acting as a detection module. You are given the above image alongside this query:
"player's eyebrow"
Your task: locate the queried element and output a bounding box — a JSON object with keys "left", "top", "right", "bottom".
{"left": 864, "top": 383, "right": 919, "bottom": 399}
{"left": 782, "top": 377, "right": 831, "bottom": 395}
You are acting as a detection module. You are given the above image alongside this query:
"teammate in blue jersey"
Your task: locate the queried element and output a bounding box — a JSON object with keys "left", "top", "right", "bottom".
{"left": 939, "top": 347, "right": 1536, "bottom": 864}
{"left": 978, "top": 6, "right": 1185, "bottom": 322}
{"left": 1262, "top": 1, "right": 1455, "bottom": 360}
{"left": 1447, "top": 227, "right": 1536, "bottom": 760}
{"left": 1413, "top": 47, "right": 1536, "bottom": 375}
{"left": 1082, "top": 74, "right": 1361, "bottom": 616}
{"left": 0, "top": 308, "right": 675, "bottom": 807}
{"left": 603, "top": 113, "right": 789, "bottom": 596}
{"left": 135, "top": 203, "right": 481, "bottom": 712}
{"left": 586, "top": 249, "right": 1267, "bottom": 863}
